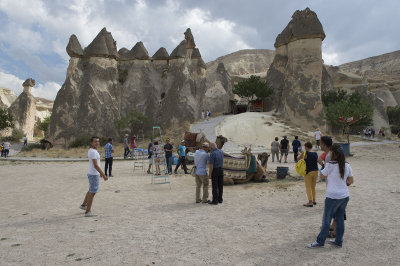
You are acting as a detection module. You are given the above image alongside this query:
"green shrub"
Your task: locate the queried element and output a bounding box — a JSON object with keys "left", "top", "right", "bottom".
{"left": 21, "top": 143, "right": 42, "bottom": 152}
{"left": 390, "top": 125, "right": 400, "bottom": 134}
{"left": 10, "top": 128, "right": 24, "bottom": 141}
{"left": 69, "top": 136, "right": 108, "bottom": 148}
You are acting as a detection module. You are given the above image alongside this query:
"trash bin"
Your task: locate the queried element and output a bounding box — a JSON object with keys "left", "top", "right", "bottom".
{"left": 276, "top": 167, "right": 289, "bottom": 179}
{"left": 338, "top": 143, "right": 350, "bottom": 156}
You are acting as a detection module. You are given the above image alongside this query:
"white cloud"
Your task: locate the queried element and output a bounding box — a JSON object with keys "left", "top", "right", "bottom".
{"left": 0, "top": 71, "right": 24, "bottom": 95}
{"left": 33, "top": 81, "right": 61, "bottom": 100}
{"left": 0, "top": 71, "right": 60, "bottom": 99}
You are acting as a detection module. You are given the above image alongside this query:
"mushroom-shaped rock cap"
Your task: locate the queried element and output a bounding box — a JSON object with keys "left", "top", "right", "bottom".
{"left": 66, "top": 34, "right": 84, "bottom": 57}
{"left": 274, "top": 7, "right": 325, "bottom": 48}
{"left": 152, "top": 47, "right": 169, "bottom": 60}
{"left": 170, "top": 40, "right": 187, "bottom": 59}
{"left": 184, "top": 28, "right": 196, "bottom": 49}
{"left": 191, "top": 48, "right": 202, "bottom": 59}
{"left": 83, "top": 27, "right": 119, "bottom": 59}
{"left": 129, "top": 42, "right": 150, "bottom": 60}
{"left": 118, "top": 48, "right": 130, "bottom": 59}
{"left": 23, "top": 78, "right": 36, "bottom": 87}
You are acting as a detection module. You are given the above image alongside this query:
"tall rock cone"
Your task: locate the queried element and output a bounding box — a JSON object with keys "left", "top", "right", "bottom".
{"left": 83, "top": 27, "right": 119, "bottom": 59}
{"left": 266, "top": 7, "right": 328, "bottom": 129}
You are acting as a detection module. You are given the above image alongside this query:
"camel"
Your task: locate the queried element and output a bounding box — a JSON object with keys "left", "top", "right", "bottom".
{"left": 183, "top": 132, "right": 227, "bottom": 152}
{"left": 223, "top": 147, "right": 270, "bottom": 185}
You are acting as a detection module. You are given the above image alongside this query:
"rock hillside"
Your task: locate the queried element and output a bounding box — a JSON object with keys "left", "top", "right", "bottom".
{"left": 48, "top": 28, "right": 233, "bottom": 146}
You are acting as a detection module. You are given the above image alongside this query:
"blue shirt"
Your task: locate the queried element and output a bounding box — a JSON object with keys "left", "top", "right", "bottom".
{"left": 194, "top": 149, "right": 209, "bottom": 175}
{"left": 209, "top": 148, "right": 224, "bottom": 168}
{"left": 178, "top": 145, "right": 186, "bottom": 157}
{"left": 104, "top": 142, "right": 113, "bottom": 158}
{"left": 292, "top": 139, "right": 301, "bottom": 151}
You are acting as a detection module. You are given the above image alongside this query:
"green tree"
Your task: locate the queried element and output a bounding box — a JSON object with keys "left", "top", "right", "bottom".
{"left": 387, "top": 106, "right": 400, "bottom": 134}
{"left": 323, "top": 90, "right": 373, "bottom": 144}
{"left": 0, "top": 108, "right": 14, "bottom": 131}
{"left": 37, "top": 117, "right": 50, "bottom": 136}
{"left": 233, "top": 75, "right": 274, "bottom": 109}
{"left": 114, "top": 110, "right": 148, "bottom": 136}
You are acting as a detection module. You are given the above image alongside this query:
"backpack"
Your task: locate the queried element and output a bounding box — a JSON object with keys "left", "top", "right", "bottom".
{"left": 295, "top": 151, "right": 307, "bottom": 176}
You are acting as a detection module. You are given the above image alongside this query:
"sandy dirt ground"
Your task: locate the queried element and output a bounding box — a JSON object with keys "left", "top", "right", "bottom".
{"left": 1, "top": 144, "right": 399, "bottom": 265}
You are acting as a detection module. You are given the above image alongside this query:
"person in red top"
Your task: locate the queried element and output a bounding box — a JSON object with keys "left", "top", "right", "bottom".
{"left": 130, "top": 136, "right": 137, "bottom": 158}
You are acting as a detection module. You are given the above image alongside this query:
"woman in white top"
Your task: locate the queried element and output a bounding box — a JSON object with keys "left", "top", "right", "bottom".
{"left": 307, "top": 143, "right": 354, "bottom": 248}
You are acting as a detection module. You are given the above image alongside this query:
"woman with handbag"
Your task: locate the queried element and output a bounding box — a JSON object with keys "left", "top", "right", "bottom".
{"left": 297, "top": 141, "right": 319, "bottom": 207}
{"left": 307, "top": 143, "right": 353, "bottom": 248}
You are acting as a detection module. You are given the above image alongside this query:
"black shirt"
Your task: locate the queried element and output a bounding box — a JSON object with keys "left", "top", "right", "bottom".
{"left": 164, "top": 144, "right": 173, "bottom": 158}
{"left": 280, "top": 139, "right": 289, "bottom": 149}
{"left": 305, "top": 151, "right": 319, "bottom": 174}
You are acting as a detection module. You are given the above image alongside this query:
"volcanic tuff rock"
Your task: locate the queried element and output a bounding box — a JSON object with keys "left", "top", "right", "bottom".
{"left": 0, "top": 87, "right": 17, "bottom": 109}
{"left": 8, "top": 79, "right": 37, "bottom": 139}
{"left": 266, "top": 7, "right": 327, "bottom": 129}
{"left": 48, "top": 28, "right": 233, "bottom": 146}
{"left": 66, "top": 34, "right": 84, "bottom": 57}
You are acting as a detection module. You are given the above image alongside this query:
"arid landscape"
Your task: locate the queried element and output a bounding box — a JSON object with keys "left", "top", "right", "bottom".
{"left": 1, "top": 143, "right": 399, "bottom": 265}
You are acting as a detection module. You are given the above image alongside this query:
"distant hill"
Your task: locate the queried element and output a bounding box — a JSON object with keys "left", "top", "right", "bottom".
{"left": 338, "top": 50, "right": 400, "bottom": 81}
{"left": 0, "top": 87, "right": 17, "bottom": 108}
{"left": 206, "top": 49, "right": 275, "bottom": 78}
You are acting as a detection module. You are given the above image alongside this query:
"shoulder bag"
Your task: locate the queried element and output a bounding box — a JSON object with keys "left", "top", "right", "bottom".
{"left": 190, "top": 153, "right": 205, "bottom": 177}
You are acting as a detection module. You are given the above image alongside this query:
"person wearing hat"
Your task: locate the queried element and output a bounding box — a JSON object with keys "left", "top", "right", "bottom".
{"left": 123, "top": 134, "right": 130, "bottom": 159}
{"left": 194, "top": 142, "right": 210, "bottom": 203}
{"left": 174, "top": 140, "right": 189, "bottom": 174}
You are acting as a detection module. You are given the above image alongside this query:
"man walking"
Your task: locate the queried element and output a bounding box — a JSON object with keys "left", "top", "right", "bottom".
{"left": 194, "top": 142, "right": 210, "bottom": 204}
{"left": 292, "top": 136, "right": 302, "bottom": 162}
{"left": 164, "top": 138, "right": 173, "bottom": 175}
{"left": 104, "top": 138, "right": 114, "bottom": 177}
{"left": 208, "top": 142, "right": 224, "bottom": 205}
{"left": 80, "top": 137, "right": 108, "bottom": 217}
{"left": 314, "top": 128, "right": 322, "bottom": 149}
{"left": 270, "top": 137, "right": 280, "bottom": 162}
{"left": 3, "top": 141, "right": 11, "bottom": 158}
{"left": 147, "top": 140, "right": 153, "bottom": 174}
{"left": 174, "top": 140, "right": 189, "bottom": 174}
{"left": 279, "top": 136, "right": 289, "bottom": 163}
{"left": 123, "top": 134, "right": 130, "bottom": 159}
{"left": 23, "top": 136, "right": 27, "bottom": 146}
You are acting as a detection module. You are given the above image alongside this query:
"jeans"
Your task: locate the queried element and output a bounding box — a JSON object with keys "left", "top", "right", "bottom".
{"left": 124, "top": 147, "right": 130, "bottom": 159}
{"left": 211, "top": 168, "right": 223, "bottom": 203}
{"left": 105, "top": 157, "right": 113, "bottom": 175}
{"left": 174, "top": 156, "right": 188, "bottom": 173}
{"left": 166, "top": 156, "right": 173, "bottom": 173}
{"left": 317, "top": 197, "right": 350, "bottom": 246}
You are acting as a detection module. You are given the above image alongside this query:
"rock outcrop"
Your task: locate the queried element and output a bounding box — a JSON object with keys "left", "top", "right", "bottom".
{"left": 0, "top": 87, "right": 17, "bottom": 109}
{"left": 48, "top": 28, "right": 233, "bottom": 146}
{"left": 266, "top": 7, "right": 327, "bottom": 129}
{"left": 8, "top": 79, "right": 37, "bottom": 139}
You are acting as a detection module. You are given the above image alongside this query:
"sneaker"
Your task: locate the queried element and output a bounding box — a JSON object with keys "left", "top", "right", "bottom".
{"left": 85, "top": 211, "right": 97, "bottom": 217}
{"left": 109, "top": 174, "right": 113, "bottom": 177}
{"left": 79, "top": 205, "right": 87, "bottom": 210}
{"left": 202, "top": 200, "right": 211, "bottom": 204}
{"left": 307, "top": 241, "right": 323, "bottom": 248}
{"left": 196, "top": 200, "right": 202, "bottom": 203}
{"left": 328, "top": 239, "right": 342, "bottom": 248}
{"left": 208, "top": 201, "right": 218, "bottom": 205}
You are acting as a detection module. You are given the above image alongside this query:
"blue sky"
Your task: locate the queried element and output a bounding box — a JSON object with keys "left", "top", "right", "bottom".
{"left": 0, "top": 0, "right": 399, "bottom": 99}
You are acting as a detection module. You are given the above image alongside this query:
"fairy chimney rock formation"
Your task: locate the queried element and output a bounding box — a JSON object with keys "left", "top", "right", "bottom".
{"left": 8, "top": 78, "right": 37, "bottom": 139}
{"left": 152, "top": 47, "right": 170, "bottom": 60}
{"left": 66, "top": 34, "right": 84, "bottom": 57}
{"left": 266, "top": 7, "right": 327, "bottom": 129}
{"left": 83, "top": 27, "right": 119, "bottom": 59}
{"left": 129, "top": 42, "right": 150, "bottom": 60}
{"left": 48, "top": 28, "right": 231, "bottom": 146}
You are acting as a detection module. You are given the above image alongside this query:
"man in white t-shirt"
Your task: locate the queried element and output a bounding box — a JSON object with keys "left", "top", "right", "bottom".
{"left": 80, "top": 137, "right": 108, "bottom": 217}
{"left": 314, "top": 129, "right": 322, "bottom": 149}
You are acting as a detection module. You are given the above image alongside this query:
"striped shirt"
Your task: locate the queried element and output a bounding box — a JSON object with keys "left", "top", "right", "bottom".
{"left": 104, "top": 143, "right": 113, "bottom": 158}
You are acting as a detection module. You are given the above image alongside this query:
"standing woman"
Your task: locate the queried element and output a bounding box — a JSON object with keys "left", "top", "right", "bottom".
{"left": 298, "top": 141, "right": 319, "bottom": 207}
{"left": 307, "top": 143, "right": 354, "bottom": 248}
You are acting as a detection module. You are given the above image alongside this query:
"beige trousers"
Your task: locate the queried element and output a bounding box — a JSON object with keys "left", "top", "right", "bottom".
{"left": 195, "top": 174, "right": 209, "bottom": 202}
